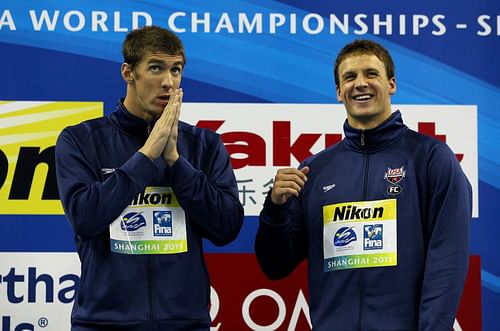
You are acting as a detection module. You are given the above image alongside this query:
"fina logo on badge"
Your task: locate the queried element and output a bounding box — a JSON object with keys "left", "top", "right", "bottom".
{"left": 153, "top": 211, "right": 173, "bottom": 236}
{"left": 364, "top": 224, "right": 383, "bottom": 250}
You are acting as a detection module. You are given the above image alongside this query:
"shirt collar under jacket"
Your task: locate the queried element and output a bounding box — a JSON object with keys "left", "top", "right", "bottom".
{"left": 343, "top": 110, "right": 408, "bottom": 153}
{"left": 109, "top": 98, "right": 157, "bottom": 142}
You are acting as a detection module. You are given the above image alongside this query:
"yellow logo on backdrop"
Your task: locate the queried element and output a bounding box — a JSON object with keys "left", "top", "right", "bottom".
{"left": 0, "top": 101, "right": 102, "bottom": 214}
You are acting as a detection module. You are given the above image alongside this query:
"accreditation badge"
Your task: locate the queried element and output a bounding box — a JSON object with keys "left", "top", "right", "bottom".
{"left": 323, "top": 199, "right": 397, "bottom": 271}
{"left": 109, "top": 186, "right": 187, "bottom": 255}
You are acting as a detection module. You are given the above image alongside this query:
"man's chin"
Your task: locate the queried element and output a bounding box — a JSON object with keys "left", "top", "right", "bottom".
{"left": 142, "top": 106, "right": 163, "bottom": 121}
{"left": 347, "top": 107, "right": 376, "bottom": 118}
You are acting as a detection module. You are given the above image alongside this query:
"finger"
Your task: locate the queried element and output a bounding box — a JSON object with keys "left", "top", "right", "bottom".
{"left": 299, "top": 166, "right": 309, "bottom": 182}
{"left": 162, "top": 89, "right": 181, "bottom": 116}
{"left": 275, "top": 177, "right": 306, "bottom": 192}
{"left": 166, "top": 91, "right": 176, "bottom": 110}
{"left": 166, "top": 96, "right": 180, "bottom": 130}
{"left": 270, "top": 187, "right": 299, "bottom": 204}
{"left": 278, "top": 178, "right": 306, "bottom": 193}
{"left": 174, "top": 90, "right": 182, "bottom": 123}
{"left": 277, "top": 167, "right": 308, "bottom": 181}
{"left": 166, "top": 100, "right": 180, "bottom": 141}
{"left": 153, "top": 95, "right": 176, "bottom": 130}
{"left": 172, "top": 89, "right": 182, "bottom": 124}
{"left": 161, "top": 90, "right": 178, "bottom": 117}
{"left": 275, "top": 173, "right": 307, "bottom": 189}
{"left": 178, "top": 88, "right": 183, "bottom": 105}
{"left": 158, "top": 93, "right": 179, "bottom": 127}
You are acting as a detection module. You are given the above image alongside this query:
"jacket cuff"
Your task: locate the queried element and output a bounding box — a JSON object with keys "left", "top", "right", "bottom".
{"left": 261, "top": 192, "right": 290, "bottom": 226}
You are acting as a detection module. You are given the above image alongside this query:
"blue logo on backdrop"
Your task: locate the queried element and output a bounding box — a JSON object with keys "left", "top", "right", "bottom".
{"left": 333, "top": 226, "right": 357, "bottom": 246}
{"left": 364, "top": 224, "right": 383, "bottom": 250}
{"left": 153, "top": 211, "right": 173, "bottom": 237}
{"left": 120, "top": 212, "right": 146, "bottom": 231}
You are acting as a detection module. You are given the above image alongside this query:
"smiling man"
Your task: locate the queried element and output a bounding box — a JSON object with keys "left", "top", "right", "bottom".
{"left": 255, "top": 39, "right": 472, "bottom": 330}
{"left": 56, "top": 26, "right": 243, "bottom": 331}
{"left": 335, "top": 48, "right": 396, "bottom": 130}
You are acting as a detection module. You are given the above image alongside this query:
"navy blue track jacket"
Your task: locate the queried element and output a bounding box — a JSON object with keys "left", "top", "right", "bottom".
{"left": 255, "top": 111, "right": 471, "bottom": 331}
{"left": 56, "top": 101, "right": 244, "bottom": 330}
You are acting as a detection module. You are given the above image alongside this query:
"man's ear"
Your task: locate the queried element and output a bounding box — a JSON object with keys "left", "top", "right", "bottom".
{"left": 336, "top": 85, "right": 343, "bottom": 103}
{"left": 121, "top": 63, "right": 134, "bottom": 84}
{"left": 388, "top": 77, "right": 396, "bottom": 95}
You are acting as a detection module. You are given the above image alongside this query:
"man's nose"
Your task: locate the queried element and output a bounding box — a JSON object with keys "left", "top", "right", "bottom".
{"left": 354, "top": 76, "right": 368, "bottom": 89}
{"left": 161, "top": 73, "right": 173, "bottom": 89}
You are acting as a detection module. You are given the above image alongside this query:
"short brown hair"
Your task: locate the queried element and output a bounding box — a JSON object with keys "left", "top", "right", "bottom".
{"left": 122, "top": 25, "right": 186, "bottom": 69}
{"left": 334, "top": 39, "right": 394, "bottom": 86}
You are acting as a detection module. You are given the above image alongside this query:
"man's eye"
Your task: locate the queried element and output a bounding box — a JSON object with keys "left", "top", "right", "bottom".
{"left": 150, "top": 65, "right": 161, "bottom": 72}
{"left": 367, "top": 72, "right": 378, "bottom": 78}
{"left": 171, "top": 67, "right": 182, "bottom": 75}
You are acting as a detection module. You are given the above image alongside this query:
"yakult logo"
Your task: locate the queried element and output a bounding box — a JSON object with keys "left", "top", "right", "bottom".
{"left": 196, "top": 119, "right": 341, "bottom": 170}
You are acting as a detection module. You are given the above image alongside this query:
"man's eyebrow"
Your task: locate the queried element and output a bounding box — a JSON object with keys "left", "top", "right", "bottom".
{"left": 341, "top": 71, "right": 355, "bottom": 78}
{"left": 147, "top": 58, "right": 184, "bottom": 66}
{"left": 341, "top": 67, "right": 379, "bottom": 77}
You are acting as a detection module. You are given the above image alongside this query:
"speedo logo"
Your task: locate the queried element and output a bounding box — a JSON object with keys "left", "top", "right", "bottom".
{"left": 324, "top": 199, "right": 397, "bottom": 224}
{"left": 0, "top": 101, "right": 102, "bottom": 214}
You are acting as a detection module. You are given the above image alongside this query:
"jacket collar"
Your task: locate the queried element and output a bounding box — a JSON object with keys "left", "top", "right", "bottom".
{"left": 343, "top": 110, "right": 408, "bottom": 153}
{"left": 109, "top": 99, "right": 156, "bottom": 142}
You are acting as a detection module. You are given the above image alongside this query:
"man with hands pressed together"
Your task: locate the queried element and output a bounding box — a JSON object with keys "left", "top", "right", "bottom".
{"left": 255, "top": 39, "right": 471, "bottom": 330}
{"left": 56, "top": 26, "right": 243, "bottom": 331}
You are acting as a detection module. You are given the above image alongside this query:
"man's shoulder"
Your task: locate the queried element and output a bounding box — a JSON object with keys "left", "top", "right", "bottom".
{"left": 302, "top": 139, "right": 345, "bottom": 167}
{"left": 404, "top": 128, "right": 451, "bottom": 150}
{"left": 61, "top": 116, "right": 111, "bottom": 138}
{"left": 178, "top": 120, "right": 220, "bottom": 142}
{"left": 403, "top": 129, "right": 458, "bottom": 165}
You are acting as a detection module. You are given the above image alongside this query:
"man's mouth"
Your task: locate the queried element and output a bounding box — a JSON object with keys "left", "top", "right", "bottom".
{"left": 353, "top": 94, "right": 373, "bottom": 101}
{"left": 158, "top": 95, "right": 170, "bottom": 101}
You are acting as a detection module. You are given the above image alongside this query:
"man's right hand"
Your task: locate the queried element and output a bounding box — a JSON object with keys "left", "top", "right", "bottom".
{"left": 270, "top": 166, "right": 310, "bottom": 205}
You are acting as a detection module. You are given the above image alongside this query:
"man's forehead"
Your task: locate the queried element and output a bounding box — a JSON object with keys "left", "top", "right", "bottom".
{"left": 143, "top": 53, "right": 184, "bottom": 64}
{"left": 339, "top": 54, "right": 384, "bottom": 72}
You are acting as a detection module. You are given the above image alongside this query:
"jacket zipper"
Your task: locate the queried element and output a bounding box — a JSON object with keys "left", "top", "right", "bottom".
{"left": 148, "top": 256, "right": 154, "bottom": 331}
{"left": 146, "top": 121, "right": 154, "bottom": 330}
{"left": 358, "top": 148, "right": 370, "bottom": 331}
{"left": 147, "top": 121, "right": 152, "bottom": 136}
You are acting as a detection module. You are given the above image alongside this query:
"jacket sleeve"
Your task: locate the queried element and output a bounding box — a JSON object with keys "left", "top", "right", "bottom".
{"left": 169, "top": 137, "right": 244, "bottom": 246}
{"left": 419, "top": 143, "right": 472, "bottom": 331}
{"left": 254, "top": 193, "right": 308, "bottom": 280}
{"left": 55, "top": 128, "right": 159, "bottom": 238}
